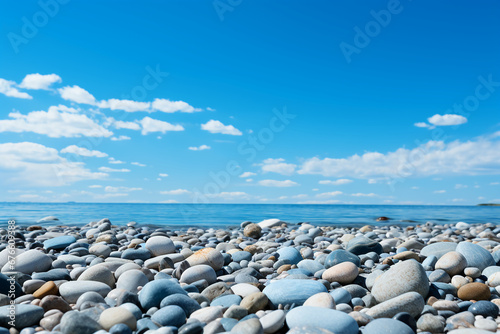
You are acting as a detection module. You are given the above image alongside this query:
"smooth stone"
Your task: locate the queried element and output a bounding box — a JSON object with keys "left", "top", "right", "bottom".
{"left": 393, "top": 312, "right": 417, "bottom": 333}
{"left": 371, "top": 259, "right": 429, "bottom": 303}
{"left": 75, "top": 291, "right": 106, "bottom": 309}
{"left": 33, "top": 280, "right": 58, "bottom": 299}
{"left": 297, "top": 260, "right": 324, "bottom": 274}
{"left": 0, "top": 273, "right": 22, "bottom": 298}
{"left": 468, "top": 301, "right": 499, "bottom": 318}
{"left": 364, "top": 318, "right": 414, "bottom": 334}
{"left": 240, "top": 292, "right": 268, "bottom": 313}
{"left": 43, "top": 236, "right": 76, "bottom": 251}
{"left": 116, "top": 269, "right": 148, "bottom": 293}
{"left": 186, "top": 248, "right": 224, "bottom": 271}
{"left": 486, "top": 272, "right": 500, "bottom": 287}
{"left": 448, "top": 330, "right": 494, "bottom": 334}
{"left": 230, "top": 317, "right": 264, "bottom": 334}
{"left": 119, "top": 303, "right": 142, "bottom": 320}
{"left": 109, "top": 323, "right": 133, "bottom": 334}
{"left": 324, "top": 250, "right": 360, "bottom": 268}
{"left": 115, "top": 263, "right": 142, "bottom": 279}
{"left": 286, "top": 306, "right": 358, "bottom": 334}
{"left": 78, "top": 265, "right": 115, "bottom": 287}
{"left": 160, "top": 294, "right": 201, "bottom": 317}
{"left": 457, "top": 283, "right": 491, "bottom": 301}
{"left": 1, "top": 250, "right": 52, "bottom": 275}
{"left": 40, "top": 295, "right": 72, "bottom": 313}
{"left": 435, "top": 251, "right": 467, "bottom": 276}
{"left": 263, "top": 279, "right": 327, "bottom": 306}
{"left": 40, "top": 312, "right": 63, "bottom": 331}
{"left": 276, "top": 247, "right": 302, "bottom": 265}
{"left": 89, "top": 244, "right": 112, "bottom": 258}
{"left": 482, "top": 266, "right": 500, "bottom": 278}
{"left": 0, "top": 304, "right": 44, "bottom": 329}
{"left": 243, "top": 224, "right": 262, "bottom": 239}
{"left": 151, "top": 305, "right": 186, "bottom": 327}
{"left": 138, "top": 279, "right": 187, "bottom": 310}
{"left": 121, "top": 248, "right": 151, "bottom": 261}
{"left": 178, "top": 322, "right": 203, "bottom": 334}
{"left": 145, "top": 236, "right": 176, "bottom": 256}
{"left": 303, "top": 292, "right": 336, "bottom": 309}
{"left": 366, "top": 292, "right": 425, "bottom": 318}
{"left": 99, "top": 307, "right": 137, "bottom": 331}
{"left": 232, "top": 251, "right": 253, "bottom": 263}
{"left": 32, "top": 268, "right": 70, "bottom": 281}
{"left": 59, "top": 281, "right": 111, "bottom": 303}
{"left": 346, "top": 236, "right": 382, "bottom": 255}
{"left": 231, "top": 284, "right": 260, "bottom": 298}
{"left": 474, "top": 318, "right": 498, "bottom": 332}
{"left": 189, "top": 306, "right": 224, "bottom": 323}
{"left": 201, "top": 282, "right": 233, "bottom": 301}
{"left": 420, "top": 242, "right": 457, "bottom": 259}
{"left": 330, "top": 288, "right": 351, "bottom": 304}
{"left": 456, "top": 242, "right": 495, "bottom": 272}
{"left": 180, "top": 264, "right": 217, "bottom": 285}
{"left": 60, "top": 310, "right": 102, "bottom": 334}
{"left": 224, "top": 305, "right": 248, "bottom": 320}
{"left": 212, "top": 294, "right": 242, "bottom": 308}
{"left": 322, "top": 262, "right": 358, "bottom": 284}
{"left": 417, "top": 313, "right": 445, "bottom": 333}
{"left": 258, "top": 219, "right": 283, "bottom": 229}
{"left": 259, "top": 309, "right": 285, "bottom": 333}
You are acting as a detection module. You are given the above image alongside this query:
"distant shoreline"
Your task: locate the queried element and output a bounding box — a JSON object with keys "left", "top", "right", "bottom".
{"left": 477, "top": 203, "right": 500, "bottom": 206}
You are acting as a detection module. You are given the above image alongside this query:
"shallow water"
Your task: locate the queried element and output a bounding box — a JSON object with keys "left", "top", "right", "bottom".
{"left": 0, "top": 203, "right": 499, "bottom": 228}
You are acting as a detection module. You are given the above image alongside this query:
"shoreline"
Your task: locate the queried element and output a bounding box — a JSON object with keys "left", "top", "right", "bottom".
{"left": 0, "top": 218, "right": 499, "bottom": 333}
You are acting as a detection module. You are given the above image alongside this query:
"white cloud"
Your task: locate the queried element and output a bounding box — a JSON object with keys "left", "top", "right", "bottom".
{"left": 189, "top": 145, "right": 211, "bottom": 151}
{"left": 111, "top": 135, "right": 131, "bottom": 141}
{"left": 105, "top": 186, "right": 142, "bottom": 192}
{"left": 201, "top": 120, "right": 242, "bottom": 136}
{"left": 61, "top": 145, "right": 108, "bottom": 158}
{"left": 0, "top": 79, "right": 32, "bottom": 99}
{"left": 414, "top": 122, "right": 432, "bottom": 128}
{"left": 139, "top": 117, "right": 184, "bottom": 135}
{"left": 240, "top": 172, "right": 256, "bottom": 178}
{"left": 0, "top": 142, "right": 107, "bottom": 186}
{"left": 159, "top": 173, "right": 168, "bottom": 177}
{"left": 246, "top": 178, "right": 253, "bottom": 182}
{"left": 428, "top": 114, "right": 467, "bottom": 126}
{"left": 19, "top": 73, "right": 61, "bottom": 90}
{"left": 205, "top": 191, "right": 250, "bottom": 199}
{"left": 206, "top": 107, "right": 215, "bottom": 112}
{"left": 455, "top": 184, "right": 468, "bottom": 189}
{"left": 351, "top": 192, "right": 377, "bottom": 197}
{"left": 316, "top": 191, "right": 343, "bottom": 198}
{"left": 0, "top": 108, "right": 112, "bottom": 138}
{"left": 298, "top": 200, "right": 341, "bottom": 204}
{"left": 298, "top": 138, "right": 500, "bottom": 179}
{"left": 132, "top": 162, "right": 147, "bottom": 167}
{"left": 160, "top": 199, "right": 179, "bottom": 203}
{"left": 434, "top": 190, "right": 446, "bottom": 194}
{"left": 99, "top": 99, "right": 150, "bottom": 112}
{"left": 98, "top": 167, "right": 130, "bottom": 173}
{"left": 160, "top": 189, "right": 191, "bottom": 195}
{"left": 58, "top": 85, "right": 96, "bottom": 105}
{"left": 319, "top": 179, "right": 353, "bottom": 185}
{"left": 411, "top": 186, "right": 419, "bottom": 190}
{"left": 261, "top": 158, "right": 296, "bottom": 175}
{"left": 292, "top": 194, "right": 308, "bottom": 198}
{"left": 108, "top": 118, "right": 141, "bottom": 130}
{"left": 108, "top": 157, "right": 125, "bottom": 164}
{"left": 89, "top": 185, "right": 102, "bottom": 188}
{"left": 367, "top": 179, "right": 378, "bottom": 184}
{"left": 152, "top": 98, "right": 201, "bottom": 113}
{"left": 258, "top": 179, "right": 299, "bottom": 187}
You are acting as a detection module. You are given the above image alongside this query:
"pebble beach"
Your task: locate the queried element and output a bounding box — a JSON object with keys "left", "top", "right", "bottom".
{"left": 1, "top": 218, "right": 500, "bottom": 334}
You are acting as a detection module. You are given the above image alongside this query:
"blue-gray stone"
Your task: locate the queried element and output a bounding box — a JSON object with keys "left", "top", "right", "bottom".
{"left": 287, "top": 268, "right": 312, "bottom": 276}
{"left": 468, "top": 301, "right": 499, "bottom": 318}
{"left": 178, "top": 322, "right": 203, "bottom": 334}
{"left": 346, "top": 236, "right": 383, "bottom": 255}
{"left": 298, "top": 259, "right": 324, "bottom": 274}
{"left": 277, "top": 247, "right": 302, "bottom": 265}
{"left": 221, "top": 317, "right": 238, "bottom": 331}
{"left": 0, "top": 304, "right": 44, "bottom": 329}
{"left": 420, "top": 242, "right": 457, "bottom": 259}
{"left": 330, "top": 288, "right": 352, "bottom": 304}
{"left": 286, "top": 306, "right": 358, "bottom": 334}
{"left": 119, "top": 303, "right": 142, "bottom": 320}
{"left": 139, "top": 279, "right": 187, "bottom": 310}
{"left": 294, "top": 234, "right": 314, "bottom": 245}
{"left": 151, "top": 305, "right": 186, "bottom": 327}
{"left": 0, "top": 273, "right": 22, "bottom": 298}
{"left": 160, "top": 294, "right": 201, "bottom": 316}
{"left": 428, "top": 269, "right": 450, "bottom": 283}
{"left": 393, "top": 312, "right": 417, "bottom": 333}
{"left": 431, "top": 283, "right": 457, "bottom": 296}
{"left": 422, "top": 255, "right": 438, "bottom": 270}
{"left": 59, "top": 310, "right": 102, "bottom": 334}
{"left": 456, "top": 242, "right": 495, "bottom": 272}
{"left": 211, "top": 294, "right": 242, "bottom": 308}
{"left": 110, "top": 323, "right": 132, "bottom": 334}
{"left": 43, "top": 235, "right": 76, "bottom": 251}
{"left": 32, "top": 269, "right": 70, "bottom": 281}
{"left": 324, "top": 249, "right": 360, "bottom": 268}
{"left": 121, "top": 248, "right": 151, "bottom": 261}
{"left": 232, "top": 251, "right": 252, "bottom": 263}
{"left": 263, "top": 279, "right": 327, "bottom": 306}
{"left": 364, "top": 318, "right": 414, "bottom": 334}
{"left": 482, "top": 266, "right": 500, "bottom": 278}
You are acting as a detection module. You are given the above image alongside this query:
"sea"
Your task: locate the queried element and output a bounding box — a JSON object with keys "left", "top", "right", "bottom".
{"left": 0, "top": 203, "right": 499, "bottom": 228}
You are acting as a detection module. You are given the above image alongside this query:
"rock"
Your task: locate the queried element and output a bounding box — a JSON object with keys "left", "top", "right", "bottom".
{"left": 145, "top": 236, "right": 176, "bottom": 256}
{"left": 474, "top": 318, "right": 498, "bottom": 332}
{"left": 0, "top": 273, "right": 22, "bottom": 298}
{"left": 258, "top": 219, "right": 283, "bottom": 229}
{"left": 0, "top": 304, "right": 44, "bottom": 329}
{"left": 202, "top": 282, "right": 233, "bottom": 301}
{"left": 224, "top": 305, "right": 248, "bottom": 320}
{"left": 363, "top": 318, "right": 414, "bottom": 334}
{"left": 186, "top": 248, "right": 224, "bottom": 271}
{"left": 392, "top": 312, "right": 417, "bottom": 333}
{"left": 371, "top": 259, "right": 429, "bottom": 302}
{"left": 468, "top": 301, "right": 499, "bottom": 318}
{"left": 392, "top": 251, "right": 419, "bottom": 261}
{"left": 420, "top": 242, "right": 457, "bottom": 259}
{"left": 286, "top": 306, "right": 358, "bottom": 334}
{"left": 59, "top": 281, "right": 112, "bottom": 303}
{"left": 139, "top": 279, "right": 187, "bottom": 310}
{"left": 89, "top": 244, "right": 112, "bottom": 258}
{"left": 259, "top": 309, "right": 285, "bottom": 333}
{"left": 43, "top": 235, "right": 76, "bottom": 251}
{"left": 33, "top": 280, "right": 58, "bottom": 299}
{"left": 303, "top": 292, "right": 336, "bottom": 309}
{"left": 190, "top": 306, "right": 224, "bottom": 323}
{"left": 40, "top": 295, "right": 72, "bottom": 313}
{"left": 457, "top": 283, "right": 491, "bottom": 301}
{"left": 322, "top": 262, "right": 358, "bottom": 284}
{"left": 366, "top": 292, "right": 425, "bottom": 318}
{"left": 40, "top": 312, "right": 63, "bottom": 331}
{"left": 432, "top": 300, "right": 460, "bottom": 313}
{"left": 346, "top": 236, "right": 382, "bottom": 255}
{"left": 75, "top": 291, "right": 106, "bottom": 309}
{"left": 121, "top": 248, "right": 151, "bottom": 261}
{"left": 1, "top": 250, "right": 52, "bottom": 275}
{"left": 116, "top": 269, "right": 148, "bottom": 293}
{"left": 448, "top": 330, "right": 495, "bottom": 334}
{"left": 244, "top": 224, "right": 262, "bottom": 239}
{"left": 60, "top": 310, "right": 102, "bottom": 334}
{"left": 276, "top": 247, "right": 302, "bottom": 265}
{"left": 263, "top": 279, "right": 327, "bottom": 306}
{"left": 240, "top": 292, "right": 268, "bottom": 313}
{"left": 180, "top": 264, "right": 217, "bottom": 285}
{"left": 417, "top": 314, "right": 445, "bottom": 333}
{"left": 324, "top": 250, "right": 360, "bottom": 271}
{"left": 99, "top": 307, "right": 137, "bottom": 331}
{"left": 232, "top": 251, "right": 253, "bottom": 263}
{"left": 330, "top": 288, "right": 351, "bottom": 304}
{"left": 456, "top": 242, "right": 495, "bottom": 271}
{"left": 231, "top": 317, "right": 264, "bottom": 334}
{"left": 211, "top": 294, "right": 242, "bottom": 308}
{"left": 435, "top": 251, "right": 467, "bottom": 276}
{"left": 231, "top": 284, "right": 261, "bottom": 298}
{"left": 78, "top": 264, "right": 115, "bottom": 288}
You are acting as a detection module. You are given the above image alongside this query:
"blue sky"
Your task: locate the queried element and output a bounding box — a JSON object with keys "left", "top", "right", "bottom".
{"left": 0, "top": 0, "right": 499, "bottom": 205}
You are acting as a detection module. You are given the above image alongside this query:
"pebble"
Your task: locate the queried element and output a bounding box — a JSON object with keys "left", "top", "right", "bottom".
{"left": 138, "top": 279, "right": 187, "bottom": 310}
{"left": 150, "top": 305, "right": 186, "bottom": 327}
{"left": 116, "top": 269, "right": 148, "bottom": 293}
{"left": 180, "top": 264, "right": 217, "bottom": 285}
{"left": 435, "top": 251, "right": 468, "bottom": 276}
{"left": 99, "top": 307, "right": 137, "bottom": 331}
{"left": 59, "top": 281, "right": 112, "bottom": 303}
{"left": 77, "top": 264, "right": 115, "bottom": 287}
{"left": 1, "top": 250, "right": 52, "bottom": 275}
{"left": 285, "top": 306, "right": 358, "bottom": 334}
{"left": 366, "top": 292, "right": 425, "bottom": 318}
{"left": 186, "top": 248, "right": 224, "bottom": 271}
{"left": 263, "top": 279, "right": 327, "bottom": 306}
{"left": 145, "top": 236, "right": 176, "bottom": 256}
{"left": 468, "top": 301, "right": 499, "bottom": 318}
{"left": 59, "top": 310, "right": 102, "bottom": 334}
{"left": 230, "top": 317, "right": 264, "bottom": 334}
{"left": 455, "top": 242, "right": 495, "bottom": 271}
{"left": 363, "top": 318, "right": 415, "bottom": 334}
{"left": 321, "top": 261, "right": 358, "bottom": 284}
{"left": 0, "top": 304, "right": 44, "bottom": 329}
{"left": 240, "top": 292, "right": 268, "bottom": 313}
{"left": 457, "top": 283, "right": 491, "bottom": 301}
{"left": 303, "top": 292, "right": 336, "bottom": 309}
{"left": 259, "top": 309, "right": 285, "bottom": 333}
{"left": 43, "top": 235, "right": 77, "bottom": 251}
{"left": 323, "top": 249, "right": 360, "bottom": 268}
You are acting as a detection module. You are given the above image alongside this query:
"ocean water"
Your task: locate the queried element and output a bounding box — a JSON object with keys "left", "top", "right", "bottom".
{"left": 0, "top": 203, "right": 499, "bottom": 228}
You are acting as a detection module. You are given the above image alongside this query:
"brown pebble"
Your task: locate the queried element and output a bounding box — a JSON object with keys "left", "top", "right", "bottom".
{"left": 240, "top": 292, "right": 268, "bottom": 313}
{"left": 427, "top": 296, "right": 438, "bottom": 306}
{"left": 244, "top": 245, "right": 260, "bottom": 255}
{"left": 40, "top": 295, "right": 72, "bottom": 313}
{"left": 457, "top": 282, "right": 491, "bottom": 301}
{"left": 392, "top": 251, "right": 419, "bottom": 262}
{"left": 382, "top": 258, "right": 394, "bottom": 265}
{"left": 33, "top": 281, "right": 58, "bottom": 299}
{"left": 27, "top": 225, "right": 43, "bottom": 231}
{"left": 353, "top": 305, "right": 364, "bottom": 311}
